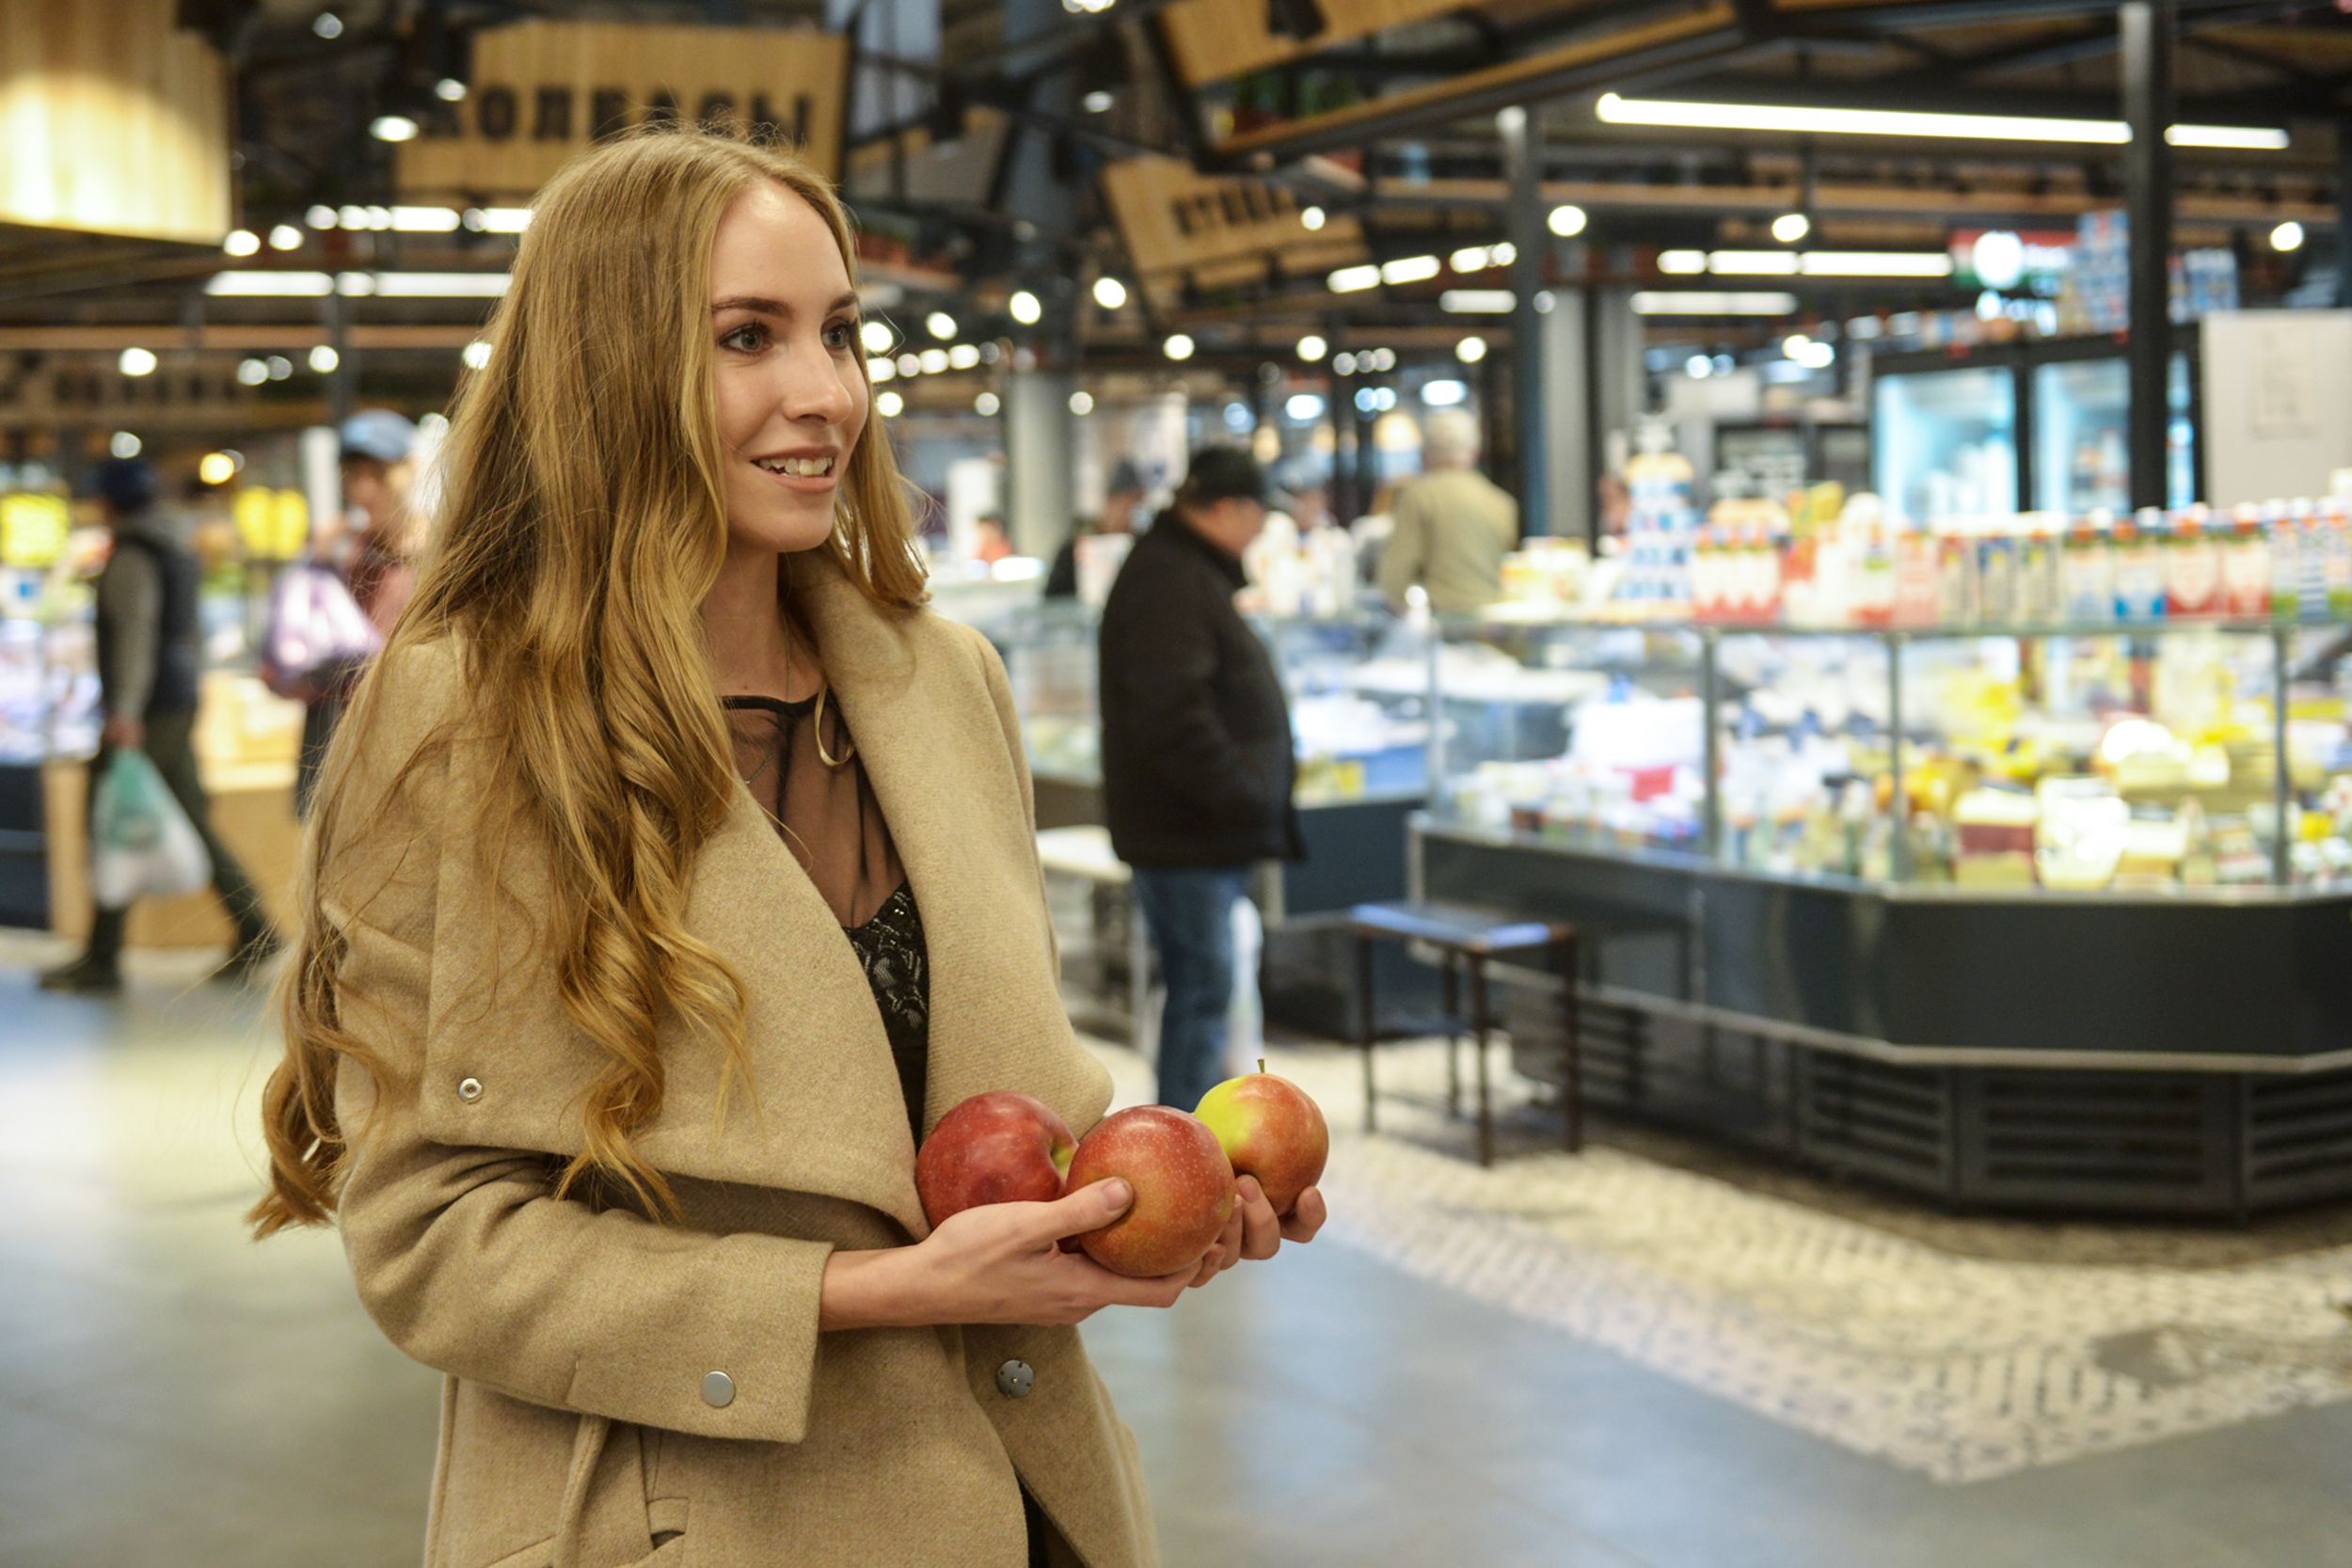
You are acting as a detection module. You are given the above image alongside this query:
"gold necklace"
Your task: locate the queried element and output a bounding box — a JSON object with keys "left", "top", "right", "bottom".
{"left": 811, "top": 682, "right": 855, "bottom": 769}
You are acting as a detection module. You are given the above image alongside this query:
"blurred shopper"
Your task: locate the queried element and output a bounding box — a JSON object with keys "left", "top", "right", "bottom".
{"left": 972, "top": 510, "right": 1013, "bottom": 563}
{"left": 1099, "top": 446, "right": 1303, "bottom": 1112}
{"left": 294, "top": 410, "right": 422, "bottom": 818}
{"left": 39, "top": 459, "right": 282, "bottom": 994}
{"left": 1045, "top": 457, "right": 1146, "bottom": 599}
{"left": 1376, "top": 406, "right": 1519, "bottom": 614}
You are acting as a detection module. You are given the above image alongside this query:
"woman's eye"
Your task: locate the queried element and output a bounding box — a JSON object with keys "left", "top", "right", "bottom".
{"left": 823, "top": 320, "right": 858, "bottom": 352}
{"left": 720, "top": 323, "right": 768, "bottom": 353}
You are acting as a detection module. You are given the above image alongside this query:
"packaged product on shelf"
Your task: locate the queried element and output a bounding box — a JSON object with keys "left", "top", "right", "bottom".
{"left": 2114, "top": 509, "right": 2169, "bottom": 621}
{"left": 1892, "top": 526, "right": 1939, "bottom": 626}
{"left": 2035, "top": 779, "right": 2128, "bottom": 891}
{"left": 1977, "top": 515, "right": 2021, "bottom": 625}
{"left": 1935, "top": 522, "right": 1979, "bottom": 626}
{"left": 2323, "top": 498, "right": 2352, "bottom": 618}
{"left": 2222, "top": 504, "right": 2272, "bottom": 620}
{"left": 2165, "top": 506, "right": 2223, "bottom": 619}
{"left": 1953, "top": 786, "right": 2039, "bottom": 887}
{"left": 2017, "top": 519, "right": 2063, "bottom": 625}
{"left": 2061, "top": 515, "right": 2115, "bottom": 623}
{"left": 2265, "top": 500, "right": 2300, "bottom": 620}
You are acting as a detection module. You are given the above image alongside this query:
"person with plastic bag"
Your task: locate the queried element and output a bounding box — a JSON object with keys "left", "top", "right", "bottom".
{"left": 39, "top": 458, "right": 283, "bottom": 995}
{"left": 288, "top": 409, "right": 423, "bottom": 819}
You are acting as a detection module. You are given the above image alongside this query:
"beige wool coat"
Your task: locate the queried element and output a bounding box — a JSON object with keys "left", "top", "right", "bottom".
{"left": 320, "top": 550, "right": 1156, "bottom": 1568}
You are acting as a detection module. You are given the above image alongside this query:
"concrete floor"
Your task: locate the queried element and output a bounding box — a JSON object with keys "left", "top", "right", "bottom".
{"left": 3, "top": 942, "right": 2349, "bottom": 1567}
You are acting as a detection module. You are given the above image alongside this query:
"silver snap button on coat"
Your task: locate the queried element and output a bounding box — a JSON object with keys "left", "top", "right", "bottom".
{"left": 456, "top": 1076, "right": 484, "bottom": 1103}
{"left": 702, "top": 1370, "right": 736, "bottom": 1408}
{"left": 995, "top": 1359, "right": 1035, "bottom": 1399}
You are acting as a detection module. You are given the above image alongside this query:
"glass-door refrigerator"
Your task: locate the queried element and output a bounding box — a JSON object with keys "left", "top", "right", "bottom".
{"left": 2029, "top": 348, "right": 2198, "bottom": 514}
{"left": 1870, "top": 358, "right": 2020, "bottom": 525}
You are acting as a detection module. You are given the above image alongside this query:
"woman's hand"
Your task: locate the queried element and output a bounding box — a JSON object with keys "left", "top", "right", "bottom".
{"left": 1186, "top": 1176, "right": 1328, "bottom": 1288}
{"left": 822, "top": 1180, "right": 1196, "bottom": 1330}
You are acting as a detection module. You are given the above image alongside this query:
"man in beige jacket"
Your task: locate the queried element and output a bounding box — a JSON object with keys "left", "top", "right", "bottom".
{"left": 1375, "top": 407, "right": 1519, "bottom": 615}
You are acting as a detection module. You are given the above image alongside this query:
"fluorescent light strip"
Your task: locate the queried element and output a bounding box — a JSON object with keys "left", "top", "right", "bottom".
{"left": 1328, "top": 263, "right": 1381, "bottom": 293}
{"left": 1631, "top": 291, "right": 1800, "bottom": 316}
{"left": 389, "top": 206, "right": 461, "bottom": 232}
{"left": 1798, "top": 251, "right": 1953, "bottom": 277}
{"left": 1380, "top": 254, "right": 1441, "bottom": 285}
{"left": 368, "top": 273, "right": 513, "bottom": 297}
{"left": 1707, "top": 250, "right": 1799, "bottom": 275}
{"left": 1440, "top": 289, "right": 1515, "bottom": 313}
{"left": 1597, "top": 92, "right": 2287, "bottom": 150}
{"left": 207, "top": 271, "right": 334, "bottom": 296}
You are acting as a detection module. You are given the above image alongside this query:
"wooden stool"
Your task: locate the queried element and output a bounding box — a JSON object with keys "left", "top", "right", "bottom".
{"left": 1346, "top": 900, "right": 1581, "bottom": 1166}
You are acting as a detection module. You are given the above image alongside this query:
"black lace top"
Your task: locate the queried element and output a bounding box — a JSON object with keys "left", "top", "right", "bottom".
{"left": 720, "top": 694, "right": 930, "bottom": 1139}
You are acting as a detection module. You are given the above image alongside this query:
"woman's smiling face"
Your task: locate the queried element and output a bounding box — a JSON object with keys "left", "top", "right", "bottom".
{"left": 707, "top": 180, "right": 869, "bottom": 554}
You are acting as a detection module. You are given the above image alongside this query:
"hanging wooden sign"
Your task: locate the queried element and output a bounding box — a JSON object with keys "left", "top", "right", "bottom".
{"left": 1102, "top": 155, "right": 1367, "bottom": 296}
{"left": 397, "top": 20, "right": 850, "bottom": 198}
{"left": 1156, "top": 0, "right": 1466, "bottom": 88}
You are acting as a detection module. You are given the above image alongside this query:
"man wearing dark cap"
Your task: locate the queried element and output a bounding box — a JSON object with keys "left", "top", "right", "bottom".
{"left": 39, "top": 459, "right": 282, "bottom": 995}
{"left": 1098, "top": 446, "right": 1302, "bottom": 1111}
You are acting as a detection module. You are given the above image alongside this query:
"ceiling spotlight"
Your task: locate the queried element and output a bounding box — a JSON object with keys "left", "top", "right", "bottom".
{"left": 1083, "top": 90, "right": 1114, "bottom": 114}
{"left": 976, "top": 391, "right": 1001, "bottom": 416}
{"left": 312, "top": 11, "right": 342, "bottom": 39}
{"left": 109, "top": 432, "right": 142, "bottom": 460}
{"left": 340, "top": 204, "right": 370, "bottom": 230}
{"left": 268, "top": 223, "right": 303, "bottom": 250}
{"left": 235, "top": 357, "right": 269, "bottom": 387}
{"left": 947, "top": 343, "right": 980, "bottom": 370}
{"left": 918, "top": 348, "right": 948, "bottom": 374}
{"left": 1455, "top": 336, "right": 1487, "bottom": 364}
{"left": 436, "top": 78, "right": 468, "bottom": 103}
{"left": 1069, "top": 390, "right": 1095, "bottom": 415}
{"left": 198, "top": 451, "right": 239, "bottom": 485}
{"left": 223, "top": 229, "right": 260, "bottom": 257}
{"left": 1332, "top": 352, "right": 1358, "bottom": 375}
{"left": 897, "top": 352, "right": 921, "bottom": 377}
{"left": 309, "top": 344, "right": 340, "bottom": 373}
{"left": 927, "top": 310, "right": 958, "bottom": 341}
{"left": 867, "top": 357, "right": 895, "bottom": 383}
{"left": 306, "top": 205, "right": 338, "bottom": 230}
{"left": 118, "top": 347, "right": 157, "bottom": 377}
{"left": 461, "top": 341, "right": 491, "bottom": 370}
{"left": 1772, "top": 212, "right": 1811, "bottom": 245}
{"left": 877, "top": 390, "right": 904, "bottom": 418}
{"left": 1687, "top": 356, "right": 1713, "bottom": 378}
{"left": 1300, "top": 206, "right": 1327, "bottom": 232}
{"left": 1548, "top": 204, "right": 1588, "bottom": 238}
{"left": 1009, "top": 289, "right": 1042, "bottom": 325}
{"left": 861, "top": 320, "right": 894, "bottom": 355}
{"left": 371, "top": 115, "right": 421, "bottom": 143}
{"left": 265, "top": 356, "right": 294, "bottom": 380}
{"left": 1164, "top": 333, "right": 1195, "bottom": 361}
{"left": 2272, "top": 219, "right": 2307, "bottom": 252}
{"left": 1297, "top": 333, "right": 1327, "bottom": 362}
{"left": 1091, "top": 277, "right": 1127, "bottom": 310}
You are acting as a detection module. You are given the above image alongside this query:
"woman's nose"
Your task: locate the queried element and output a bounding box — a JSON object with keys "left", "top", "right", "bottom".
{"left": 779, "top": 355, "right": 854, "bottom": 424}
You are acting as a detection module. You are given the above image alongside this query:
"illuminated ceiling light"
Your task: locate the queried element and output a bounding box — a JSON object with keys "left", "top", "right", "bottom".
{"left": 1083, "top": 90, "right": 1114, "bottom": 113}
{"left": 876, "top": 389, "right": 904, "bottom": 418}
{"left": 1368, "top": 348, "right": 1395, "bottom": 371}
{"left": 389, "top": 206, "right": 461, "bottom": 231}
{"left": 436, "top": 77, "right": 469, "bottom": 102}
{"left": 1449, "top": 245, "right": 1492, "bottom": 273}
{"left": 1595, "top": 91, "right": 2287, "bottom": 150}
{"left": 1164, "top": 333, "right": 1195, "bottom": 361}
{"left": 235, "top": 357, "right": 268, "bottom": 387}
{"left": 339, "top": 204, "right": 370, "bottom": 230}
{"left": 1783, "top": 333, "right": 1813, "bottom": 357}
{"left": 1707, "top": 250, "right": 1800, "bottom": 275}
{"left": 118, "top": 347, "right": 158, "bottom": 376}
{"left": 1659, "top": 249, "right": 1707, "bottom": 275}
{"left": 371, "top": 114, "right": 421, "bottom": 143}
{"left": 476, "top": 207, "right": 532, "bottom": 232}
{"left": 1439, "top": 289, "right": 1513, "bottom": 313}
{"left": 1379, "top": 254, "right": 1440, "bottom": 285}
{"left": 1547, "top": 203, "right": 1588, "bottom": 238}
{"left": 306, "top": 205, "right": 338, "bottom": 229}
{"left": 1069, "top": 390, "right": 1094, "bottom": 415}
{"left": 867, "top": 357, "right": 896, "bottom": 383}
{"left": 312, "top": 11, "right": 342, "bottom": 39}
{"left": 1300, "top": 206, "right": 1327, "bottom": 231}
{"left": 268, "top": 223, "right": 304, "bottom": 250}
{"left": 198, "top": 451, "right": 239, "bottom": 484}
{"left": 265, "top": 356, "right": 293, "bottom": 380}
{"left": 926, "top": 310, "right": 958, "bottom": 341}
{"left": 1491, "top": 241, "right": 1517, "bottom": 265}
{"left": 1327, "top": 263, "right": 1381, "bottom": 293}
{"left": 975, "top": 391, "right": 1002, "bottom": 416}
{"left": 1455, "top": 336, "right": 1488, "bottom": 364}
{"left": 335, "top": 272, "right": 377, "bottom": 296}
{"left": 1091, "top": 277, "right": 1128, "bottom": 309}
{"left": 109, "top": 432, "right": 142, "bottom": 459}
{"left": 309, "top": 344, "right": 340, "bottom": 373}
{"left": 1422, "top": 379, "right": 1468, "bottom": 406}
{"left": 2272, "top": 219, "right": 2307, "bottom": 252}
{"left": 1332, "top": 351, "right": 1359, "bottom": 375}
{"left": 461, "top": 341, "right": 491, "bottom": 370}
{"left": 368, "top": 272, "right": 512, "bottom": 296}
{"left": 223, "top": 229, "right": 260, "bottom": 257}
{"left": 1284, "top": 393, "right": 1325, "bottom": 421}
{"left": 1629, "top": 291, "right": 1801, "bottom": 315}
{"left": 861, "top": 320, "right": 894, "bottom": 355}
{"left": 1686, "top": 355, "right": 1713, "bottom": 378}
{"left": 913, "top": 348, "right": 944, "bottom": 374}
{"left": 1771, "top": 212, "right": 1810, "bottom": 244}
{"left": 896, "top": 352, "right": 921, "bottom": 377}
{"left": 1009, "top": 289, "right": 1042, "bottom": 325}
{"left": 206, "top": 271, "right": 334, "bottom": 296}
{"left": 1296, "top": 333, "right": 1327, "bottom": 362}
{"left": 947, "top": 343, "right": 980, "bottom": 370}
{"left": 1795, "top": 251, "right": 1953, "bottom": 277}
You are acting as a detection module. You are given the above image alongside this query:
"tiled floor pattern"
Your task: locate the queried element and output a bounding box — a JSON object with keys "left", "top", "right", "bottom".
{"left": 1146, "top": 1037, "right": 2352, "bottom": 1484}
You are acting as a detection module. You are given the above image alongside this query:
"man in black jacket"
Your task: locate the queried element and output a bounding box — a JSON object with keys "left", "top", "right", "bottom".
{"left": 39, "top": 458, "right": 281, "bottom": 995}
{"left": 1099, "top": 447, "right": 1301, "bottom": 1111}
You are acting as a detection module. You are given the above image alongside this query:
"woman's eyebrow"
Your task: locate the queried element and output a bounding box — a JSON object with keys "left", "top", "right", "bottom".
{"left": 709, "top": 292, "right": 863, "bottom": 317}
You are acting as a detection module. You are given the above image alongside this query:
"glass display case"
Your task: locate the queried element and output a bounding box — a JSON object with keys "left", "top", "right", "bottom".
{"left": 1871, "top": 361, "right": 2019, "bottom": 525}
{"left": 2029, "top": 352, "right": 2196, "bottom": 515}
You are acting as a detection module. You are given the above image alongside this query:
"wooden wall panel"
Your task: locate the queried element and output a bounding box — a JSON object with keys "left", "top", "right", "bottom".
{"left": 0, "top": 0, "right": 230, "bottom": 245}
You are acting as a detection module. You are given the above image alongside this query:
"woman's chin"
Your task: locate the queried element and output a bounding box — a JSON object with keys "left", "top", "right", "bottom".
{"left": 726, "top": 502, "right": 839, "bottom": 556}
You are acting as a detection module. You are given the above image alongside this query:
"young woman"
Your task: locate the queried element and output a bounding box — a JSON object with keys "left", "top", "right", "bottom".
{"left": 250, "top": 128, "right": 1325, "bottom": 1568}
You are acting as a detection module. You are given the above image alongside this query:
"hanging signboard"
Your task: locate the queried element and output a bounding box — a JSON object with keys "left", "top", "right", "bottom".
{"left": 1156, "top": 0, "right": 1465, "bottom": 88}
{"left": 397, "top": 20, "right": 849, "bottom": 198}
{"left": 1101, "top": 155, "right": 1368, "bottom": 299}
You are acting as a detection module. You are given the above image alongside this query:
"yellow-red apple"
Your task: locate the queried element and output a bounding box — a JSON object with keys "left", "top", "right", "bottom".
{"left": 1065, "top": 1106, "right": 1235, "bottom": 1277}
{"left": 1194, "top": 1065, "right": 1327, "bottom": 1215}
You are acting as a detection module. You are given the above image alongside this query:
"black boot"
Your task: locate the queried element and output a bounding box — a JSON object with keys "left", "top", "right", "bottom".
{"left": 39, "top": 952, "right": 123, "bottom": 995}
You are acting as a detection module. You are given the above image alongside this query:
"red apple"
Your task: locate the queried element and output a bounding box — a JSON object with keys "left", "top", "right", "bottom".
{"left": 1064, "top": 1106, "right": 1235, "bottom": 1277}
{"left": 916, "top": 1091, "right": 1077, "bottom": 1229}
{"left": 1194, "top": 1063, "right": 1327, "bottom": 1215}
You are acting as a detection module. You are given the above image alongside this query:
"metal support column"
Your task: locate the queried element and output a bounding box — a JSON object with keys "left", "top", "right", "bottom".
{"left": 2338, "top": 117, "right": 2352, "bottom": 310}
{"left": 2122, "top": 0, "right": 2175, "bottom": 512}
{"left": 1501, "top": 104, "right": 1549, "bottom": 537}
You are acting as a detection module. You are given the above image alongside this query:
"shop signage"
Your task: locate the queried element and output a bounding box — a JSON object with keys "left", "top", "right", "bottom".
{"left": 1101, "top": 155, "right": 1366, "bottom": 294}
{"left": 1157, "top": 0, "right": 1465, "bottom": 87}
{"left": 397, "top": 20, "right": 849, "bottom": 198}
{"left": 1949, "top": 230, "right": 2074, "bottom": 293}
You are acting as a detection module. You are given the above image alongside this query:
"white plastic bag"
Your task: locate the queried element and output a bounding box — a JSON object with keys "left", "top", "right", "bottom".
{"left": 90, "top": 750, "right": 213, "bottom": 907}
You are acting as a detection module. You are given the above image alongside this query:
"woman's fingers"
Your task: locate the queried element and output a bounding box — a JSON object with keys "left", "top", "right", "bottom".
{"left": 1278, "top": 1185, "right": 1327, "bottom": 1244}
{"left": 1235, "top": 1176, "right": 1283, "bottom": 1261}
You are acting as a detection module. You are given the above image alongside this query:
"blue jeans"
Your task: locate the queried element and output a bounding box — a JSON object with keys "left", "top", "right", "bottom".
{"left": 1132, "top": 866, "right": 1252, "bottom": 1114}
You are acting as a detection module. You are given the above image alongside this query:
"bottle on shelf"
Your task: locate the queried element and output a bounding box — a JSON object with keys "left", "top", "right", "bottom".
{"left": 2222, "top": 503, "right": 2271, "bottom": 620}
{"left": 2061, "top": 514, "right": 2116, "bottom": 625}
{"left": 2166, "top": 505, "right": 2222, "bottom": 619}
{"left": 2264, "top": 499, "right": 2299, "bottom": 621}
{"left": 2018, "top": 517, "right": 2063, "bottom": 625}
{"left": 2114, "top": 507, "right": 2169, "bottom": 621}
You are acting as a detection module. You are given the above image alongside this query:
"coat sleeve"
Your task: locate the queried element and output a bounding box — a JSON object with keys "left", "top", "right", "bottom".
{"left": 1101, "top": 573, "right": 1266, "bottom": 830}
{"left": 326, "top": 644, "right": 836, "bottom": 1445}
{"left": 1375, "top": 490, "right": 1429, "bottom": 610}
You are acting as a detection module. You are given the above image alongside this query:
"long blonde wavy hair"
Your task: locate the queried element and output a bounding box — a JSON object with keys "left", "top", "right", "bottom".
{"left": 250, "top": 127, "right": 925, "bottom": 1237}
